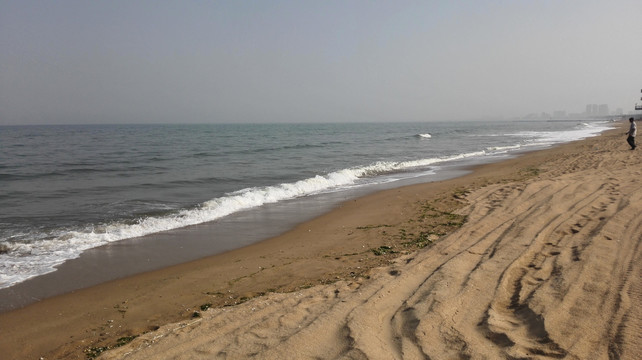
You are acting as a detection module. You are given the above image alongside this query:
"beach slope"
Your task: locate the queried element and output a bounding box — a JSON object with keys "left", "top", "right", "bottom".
{"left": 1, "top": 127, "right": 640, "bottom": 359}
{"left": 100, "top": 128, "right": 641, "bottom": 360}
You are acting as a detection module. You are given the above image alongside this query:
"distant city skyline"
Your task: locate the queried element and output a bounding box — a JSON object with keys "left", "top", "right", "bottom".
{"left": 524, "top": 87, "right": 642, "bottom": 119}
{"left": 521, "top": 102, "right": 636, "bottom": 120}
{"left": 1, "top": 1, "right": 641, "bottom": 125}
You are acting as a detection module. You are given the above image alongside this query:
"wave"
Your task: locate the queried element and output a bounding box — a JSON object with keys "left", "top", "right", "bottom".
{"left": 2, "top": 121, "right": 616, "bottom": 289}
{"left": 486, "top": 144, "right": 523, "bottom": 153}
{"left": 190, "top": 142, "right": 344, "bottom": 161}
{"left": 0, "top": 164, "right": 169, "bottom": 182}
{"left": 506, "top": 121, "right": 613, "bottom": 145}
{"left": 0, "top": 150, "right": 490, "bottom": 289}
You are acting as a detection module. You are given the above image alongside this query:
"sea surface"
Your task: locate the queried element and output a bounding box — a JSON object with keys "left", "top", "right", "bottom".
{"left": 0, "top": 120, "right": 613, "bottom": 290}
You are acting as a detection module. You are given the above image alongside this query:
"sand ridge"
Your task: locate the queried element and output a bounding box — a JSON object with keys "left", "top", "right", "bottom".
{"left": 1, "top": 126, "right": 639, "bottom": 359}
{"left": 101, "top": 128, "right": 641, "bottom": 359}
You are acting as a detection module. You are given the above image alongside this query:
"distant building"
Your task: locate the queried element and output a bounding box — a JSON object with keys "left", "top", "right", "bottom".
{"left": 553, "top": 110, "right": 567, "bottom": 119}
{"left": 585, "top": 104, "right": 599, "bottom": 115}
{"left": 598, "top": 104, "right": 609, "bottom": 116}
{"left": 585, "top": 104, "right": 609, "bottom": 116}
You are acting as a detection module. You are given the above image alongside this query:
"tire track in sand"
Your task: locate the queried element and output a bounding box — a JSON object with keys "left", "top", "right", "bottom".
{"left": 103, "top": 143, "right": 642, "bottom": 360}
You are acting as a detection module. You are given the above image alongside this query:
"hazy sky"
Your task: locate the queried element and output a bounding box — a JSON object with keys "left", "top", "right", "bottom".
{"left": 1, "top": 1, "right": 641, "bottom": 125}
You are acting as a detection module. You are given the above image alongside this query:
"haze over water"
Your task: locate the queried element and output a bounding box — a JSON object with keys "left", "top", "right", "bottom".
{"left": 1, "top": 1, "right": 641, "bottom": 126}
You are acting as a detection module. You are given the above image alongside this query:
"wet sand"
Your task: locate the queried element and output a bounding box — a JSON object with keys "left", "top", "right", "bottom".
{"left": 1, "top": 125, "right": 640, "bottom": 359}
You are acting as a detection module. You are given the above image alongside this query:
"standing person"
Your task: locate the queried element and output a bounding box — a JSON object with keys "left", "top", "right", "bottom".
{"left": 626, "top": 117, "right": 637, "bottom": 150}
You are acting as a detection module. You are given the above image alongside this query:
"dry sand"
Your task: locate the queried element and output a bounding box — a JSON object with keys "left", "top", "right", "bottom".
{"left": 1, "top": 125, "right": 640, "bottom": 359}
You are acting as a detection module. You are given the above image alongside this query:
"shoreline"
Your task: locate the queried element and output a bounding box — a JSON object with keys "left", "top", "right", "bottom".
{"left": 0, "top": 120, "right": 615, "bottom": 300}
{"left": 0, "top": 136, "right": 526, "bottom": 313}
{"left": 0, "top": 158, "right": 475, "bottom": 312}
{"left": 2, "top": 125, "right": 640, "bottom": 359}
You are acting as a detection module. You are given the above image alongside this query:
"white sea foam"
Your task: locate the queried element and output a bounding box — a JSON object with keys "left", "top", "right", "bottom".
{"left": 0, "top": 121, "right": 615, "bottom": 290}
{"left": 0, "top": 149, "right": 493, "bottom": 289}
{"left": 509, "top": 121, "right": 612, "bottom": 145}
{"left": 486, "top": 144, "right": 523, "bottom": 153}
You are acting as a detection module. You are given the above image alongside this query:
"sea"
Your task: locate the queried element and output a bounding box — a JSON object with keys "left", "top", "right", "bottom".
{"left": 0, "top": 120, "right": 614, "bottom": 291}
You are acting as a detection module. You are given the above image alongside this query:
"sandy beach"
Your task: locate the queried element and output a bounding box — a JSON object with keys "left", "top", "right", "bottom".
{"left": 1, "top": 124, "right": 640, "bottom": 359}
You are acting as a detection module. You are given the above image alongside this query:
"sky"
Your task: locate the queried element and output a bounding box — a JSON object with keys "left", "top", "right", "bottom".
{"left": 1, "top": 0, "right": 641, "bottom": 125}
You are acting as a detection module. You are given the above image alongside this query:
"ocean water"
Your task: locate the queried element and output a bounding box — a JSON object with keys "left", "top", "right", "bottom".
{"left": 0, "top": 120, "right": 613, "bottom": 289}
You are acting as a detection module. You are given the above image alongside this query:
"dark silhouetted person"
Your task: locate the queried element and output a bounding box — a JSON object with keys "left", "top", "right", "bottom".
{"left": 626, "top": 117, "right": 636, "bottom": 150}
